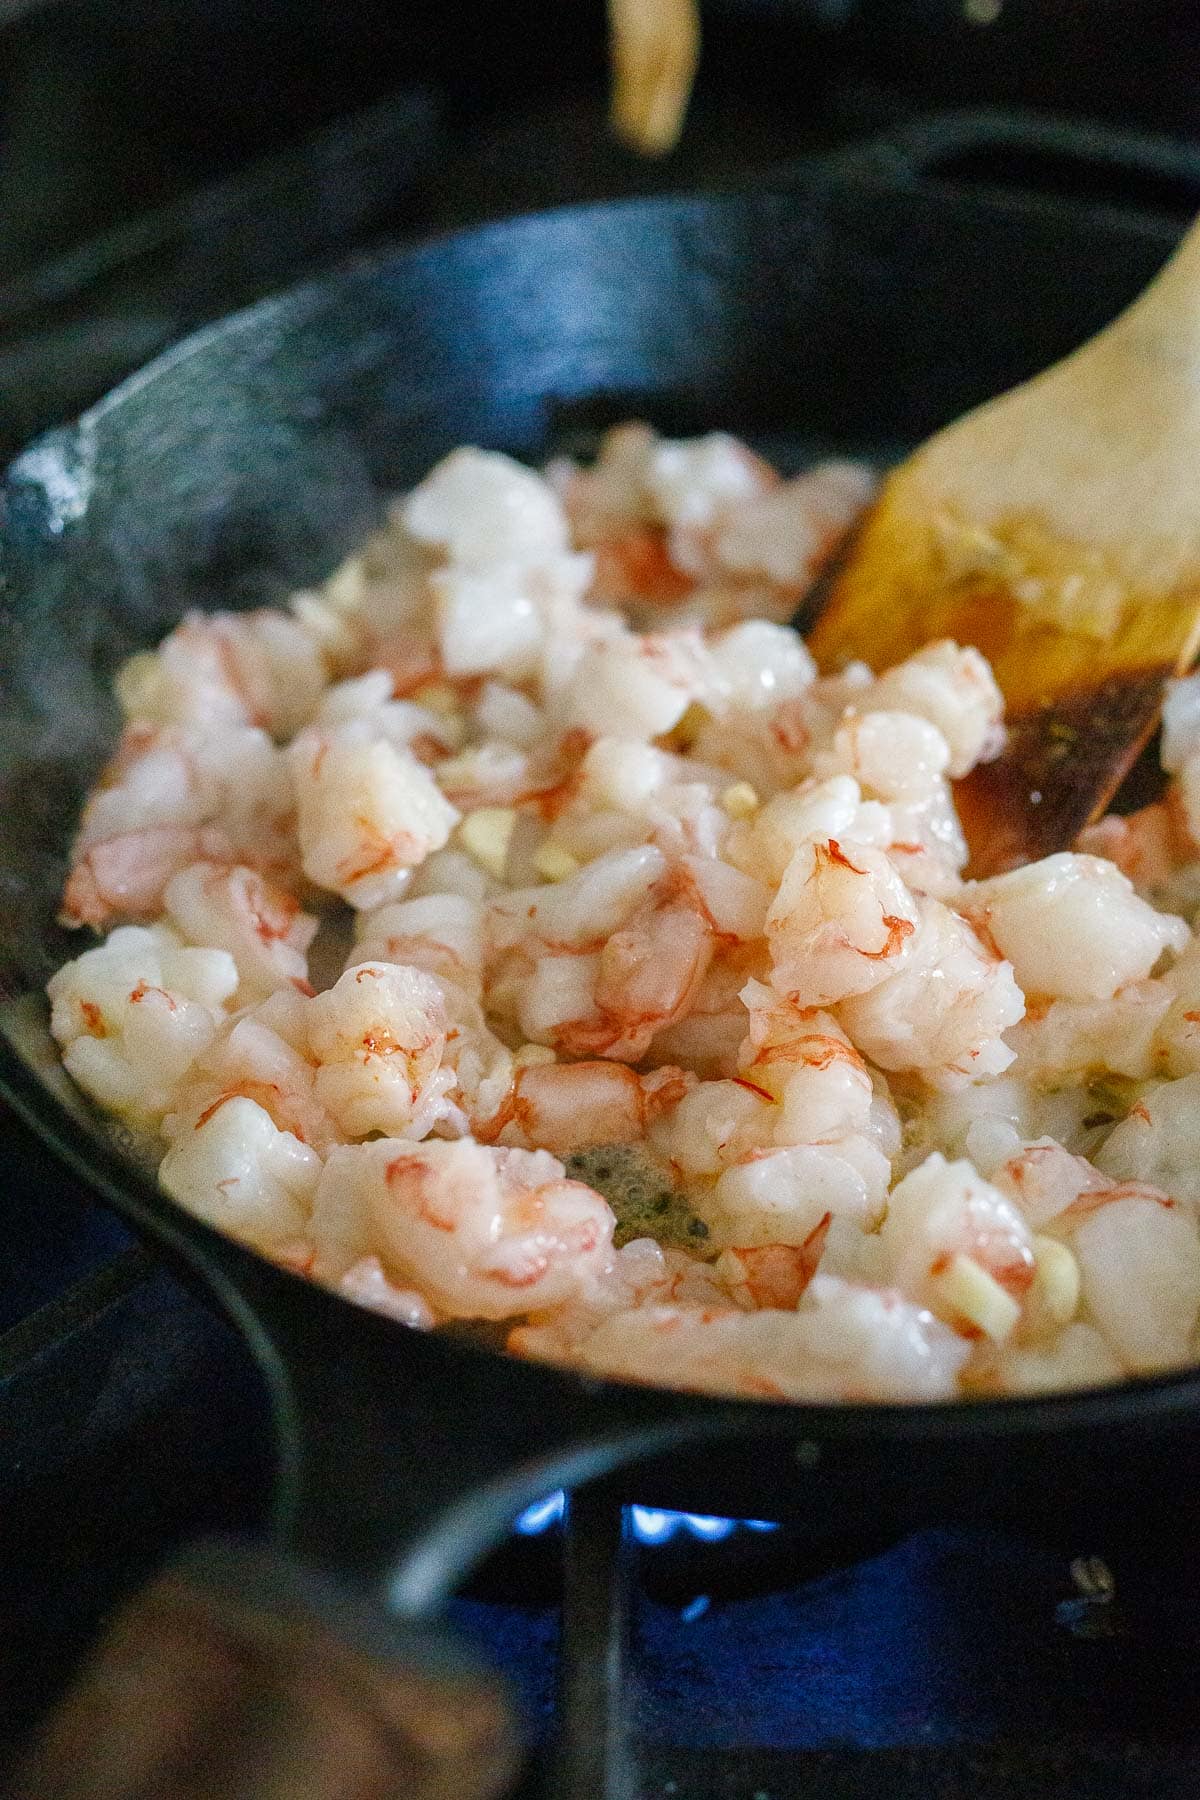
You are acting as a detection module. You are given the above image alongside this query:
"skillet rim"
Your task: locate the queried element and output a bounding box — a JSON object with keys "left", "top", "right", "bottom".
{"left": 3, "top": 177, "right": 1199, "bottom": 1444}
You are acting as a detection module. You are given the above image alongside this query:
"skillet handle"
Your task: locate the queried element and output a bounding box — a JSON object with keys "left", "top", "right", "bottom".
{"left": 5, "top": 1538, "right": 519, "bottom": 1800}
{"left": 221, "top": 1242, "right": 742, "bottom": 1609}
{"left": 825, "top": 108, "right": 1200, "bottom": 226}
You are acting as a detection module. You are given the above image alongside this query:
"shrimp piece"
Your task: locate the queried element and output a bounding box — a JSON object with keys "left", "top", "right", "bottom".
{"left": 555, "top": 627, "right": 715, "bottom": 742}
{"left": 548, "top": 423, "right": 659, "bottom": 545}
{"left": 509, "top": 1239, "right": 734, "bottom": 1361}
{"left": 313, "top": 669, "right": 464, "bottom": 759}
{"left": 646, "top": 432, "right": 777, "bottom": 538}
{"left": 703, "top": 1137, "right": 888, "bottom": 1249}
{"left": 306, "top": 962, "right": 448, "bottom": 1140}
{"left": 838, "top": 897, "right": 1024, "bottom": 1089}
{"left": 62, "top": 727, "right": 221, "bottom": 929}
{"left": 738, "top": 978, "right": 868, "bottom": 1108}
{"left": 967, "top": 853, "right": 1188, "bottom": 1003}
{"left": 816, "top": 711, "right": 967, "bottom": 889}
{"left": 61, "top": 724, "right": 299, "bottom": 929}
{"left": 62, "top": 825, "right": 231, "bottom": 930}
{"left": 715, "top": 1215, "right": 833, "bottom": 1310}
{"left": 479, "top": 1057, "right": 694, "bottom": 1155}
{"left": 335, "top": 1256, "right": 437, "bottom": 1329}
{"left": 529, "top": 1273, "right": 966, "bottom": 1402}
{"left": 159, "top": 1094, "right": 321, "bottom": 1252}
{"left": 1093, "top": 1070, "right": 1200, "bottom": 1210}
{"left": 510, "top": 891, "right": 713, "bottom": 1062}
{"left": 588, "top": 526, "right": 696, "bottom": 618}
{"left": 766, "top": 838, "right": 919, "bottom": 1009}
{"left": 289, "top": 724, "right": 459, "bottom": 909}
{"left": 705, "top": 621, "right": 816, "bottom": 713}
{"left": 116, "top": 608, "right": 327, "bottom": 740}
{"left": 488, "top": 844, "right": 666, "bottom": 956}
{"left": 1075, "top": 805, "right": 1182, "bottom": 890}
{"left": 163, "top": 988, "right": 336, "bottom": 1154}
{"left": 993, "top": 1139, "right": 1120, "bottom": 1231}
{"left": 648, "top": 942, "right": 766, "bottom": 1078}
{"left": 1072, "top": 1196, "right": 1200, "bottom": 1373}
{"left": 162, "top": 862, "right": 316, "bottom": 1003}
{"left": 687, "top": 697, "right": 821, "bottom": 798}
{"left": 353, "top": 893, "right": 484, "bottom": 995}
{"left": 726, "top": 775, "right": 885, "bottom": 886}
{"left": 710, "top": 461, "right": 875, "bottom": 591}
{"left": 401, "top": 447, "right": 571, "bottom": 566}
{"left": 993, "top": 1322, "right": 1122, "bottom": 1396}
{"left": 1003, "top": 981, "right": 1171, "bottom": 1086}
{"left": 431, "top": 553, "right": 594, "bottom": 682}
{"left": 487, "top": 845, "right": 712, "bottom": 1059}
{"left": 47, "top": 925, "right": 238, "bottom": 1122}
{"left": 881, "top": 1154, "right": 1035, "bottom": 1342}
{"left": 1161, "top": 670, "right": 1200, "bottom": 771}
{"left": 568, "top": 895, "right": 712, "bottom": 1059}
{"left": 313, "top": 1138, "right": 615, "bottom": 1320}
{"left": 436, "top": 742, "right": 532, "bottom": 810}
{"left": 870, "top": 640, "right": 1004, "bottom": 778}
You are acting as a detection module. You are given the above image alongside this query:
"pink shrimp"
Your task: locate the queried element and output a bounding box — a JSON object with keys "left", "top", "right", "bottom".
{"left": 1075, "top": 803, "right": 1185, "bottom": 888}
{"left": 315, "top": 1137, "right": 615, "bottom": 1321}
{"left": 477, "top": 1058, "right": 695, "bottom": 1154}
{"left": 718, "top": 1213, "right": 833, "bottom": 1309}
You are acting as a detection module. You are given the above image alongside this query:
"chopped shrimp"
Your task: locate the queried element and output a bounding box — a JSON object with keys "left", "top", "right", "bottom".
{"left": 1004, "top": 980, "right": 1171, "bottom": 1086}
{"left": 335, "top": 1257, "right": 437, "bottom": 1329}
{"left": 710, "top": 461, "right": 875, "bottom": 590}
{"left": 61, "top": 724, "right": 297, "bottom": 929}
{"left": 555, "top": 628, "right": 715, "bottom": 742}
{"left": 993, "top": 1139, "right": 1125, "bottom": 1231}
{"left": 164, "top": 995, "right": 337, "bottom": 1156}
{"left": 353, "top": 893, "right": 484, "bottom": 994}
{"left": 57, "top": 424, "right": 1200, "bottom": 1405}
{"left": 401, "top": 447, "right": 571, "bottom": 566}
{"left": 523, "top": 1273, "right": 966, "bottom": 1402}
{"left": 838, "top": 898, "right": 1024, "bottom": 1089}
{"left": 116, "top": 608, "right": 326, "bottom": 739}
{"left": 289, "top": 724, "right": 460, "bottom": 909}
{"left": 967, "top": 853, "right": 1188, "bottom": 1003}
{"left": 306, "top": 962, "right": 449, "bottom": 1139}
{"left": 870, "top": 641, "right": 1004, "bottom": 778}
{"left": 881, "top": 1154, "right": 1035, "bottom": 1340}
{"left": 47, "top": 925, "right": 238, "bottom": 1121}
{"left": 766, "top": 838, "right": 919, "bottom": 1009}
{"left": 159, "top": 1094, "right": 321, "bottom": 1251}
{"left": 478, "top": 1057, "right": 694, "bottom": 1155}
{"left": 703, "top": 1137, "right": 888, "bottom": 1249}
{"left": 312, "top": 1138, "right": 615, "bottom": 1320}
{"left": 487, "top": 844, "right": 718, "bottom": 1060}
{"left": 1094, "top": 1070, "right": 1200, "bottom": 1209}
{"left": 715, "top": 1217, "right": 833, "bottom": 1309}
{"left": 1071, "top": 1197, "right": 1200, "bottom": 1372}
{"left": 1075, "top": 805, "right": 1183, "bottom": 890}
{"left": 163, "top": 862, "right": 316, "bottom": 1003}
{"left": 62, "top": 825, "right": 231, "bottom": 931}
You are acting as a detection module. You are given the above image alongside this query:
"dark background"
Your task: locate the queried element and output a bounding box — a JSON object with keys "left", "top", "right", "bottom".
{"left": 4, "top": 0, "right": 1200, "bottom": 460}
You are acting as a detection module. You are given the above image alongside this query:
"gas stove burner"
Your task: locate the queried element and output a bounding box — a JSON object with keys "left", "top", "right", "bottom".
{"left": 514, "top": 1492, "right": 779, "bottom": 1543}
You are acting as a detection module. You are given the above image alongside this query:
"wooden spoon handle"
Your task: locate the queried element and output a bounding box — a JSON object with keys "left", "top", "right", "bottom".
{"left": 5, "top": 1539, "right": 519, "bottom": 1800}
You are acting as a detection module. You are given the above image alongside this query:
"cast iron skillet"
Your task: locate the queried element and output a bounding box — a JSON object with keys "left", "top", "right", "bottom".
{"left": 5, "top": 113, "right": 1200, "bottom": 1794}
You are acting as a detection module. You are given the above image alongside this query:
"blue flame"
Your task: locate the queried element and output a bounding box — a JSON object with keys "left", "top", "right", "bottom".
{"left": 513, "top": 1491, "right": 778, "bottom": 1541}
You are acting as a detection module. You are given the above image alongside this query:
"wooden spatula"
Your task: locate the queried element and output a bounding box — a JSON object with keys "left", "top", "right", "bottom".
{"left": 807, "top": 214, "right": 1200, "bottom": 876}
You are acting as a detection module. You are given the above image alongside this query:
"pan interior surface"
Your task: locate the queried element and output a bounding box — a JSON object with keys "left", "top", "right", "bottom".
{"left": 0, "top": 172, "right": 1190, "bottom": 1451}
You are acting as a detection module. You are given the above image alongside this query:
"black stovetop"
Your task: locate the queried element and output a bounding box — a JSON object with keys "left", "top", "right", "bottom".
{"left": 6, "top": 12, "right": 1200, "bottom": 1793}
